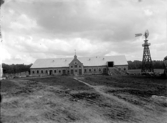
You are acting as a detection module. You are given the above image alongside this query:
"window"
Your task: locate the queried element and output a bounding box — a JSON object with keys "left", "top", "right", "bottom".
{"left": 99, "top": 69, "right": 101, "bottom": 71}
{"left": 84, "top": 69, "right": 86, "bottom": 72}
{"left": 79, "top": 66, "right": 81, "bottom": 68}
{"left": 124, "top": 68, "right": 126, "bottom": 71}
{"left": 79, "top": 69, "right": 82, "bottom": 74}
{"left": 32, "top": 71, "right": 34, "bottom": 74}
{"left": 54, "top": 70, "right": 56, "bottom": 73}
{"left": 46, "top": 70, "right": 48, "bottom": 73}
{"left": 75, "top": 69, "right": 77, "bottom": 72}
{"left": 49, "top": 70, "right": 52, "bottom": 75}
{"left": 59, "top": 70, "right": 61, "bottom": 73}
{"left": 37, "top": 70, "right": 39, "bottom": 74}
{"left": 71, "top": 70, "right": 73, "bottom": 74}
{"left": 71, "top": 66, "right": 73, "bottom": 68}
{"left": 74, "top": 61, "right": 78, "bottom": 65}
{"left": 75, "top": 65, "right": 77, "bottom": 68}
{"left": 89, "top": 69, "right": 91, "bottom": 72}
{"left": 41, "top": 70, "right": 43, "bottom": 73}
{"left": 63, "top": 70, "right": 66, "bottom": 74}
{"left": 94, "top": 69, "right": 96, "bottom": 72}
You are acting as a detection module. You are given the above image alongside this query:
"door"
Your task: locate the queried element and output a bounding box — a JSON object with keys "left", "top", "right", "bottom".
{"left": 79, "top": 69, "right": 82, "bottom": 75}
{"left": 63, "top": 70, "right": 66, "bottom": 75}
{"left": 71, "top": 69, "right": 73, "bottom": 74}
{"left": 103, "top": 68, "right": 106, "bottom": 73}
{"left": 49, "top": 70, "right": 52, "bottom": 75}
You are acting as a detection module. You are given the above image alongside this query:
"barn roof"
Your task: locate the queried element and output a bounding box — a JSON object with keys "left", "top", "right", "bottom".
{"left": 31, "top": 55, "right": 128, "bottom": 69}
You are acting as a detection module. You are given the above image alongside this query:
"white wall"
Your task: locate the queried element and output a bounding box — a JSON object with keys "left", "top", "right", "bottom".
{"left": 114, "top": 65, "right": 128, "bottom": 71}
{"left": 83, "top": 66, "right": 107, "bottom": 75}
{"left": 30, "top": 65, "right": 128, "bottom": 76}
{"left": 30, "top": 68, "right": 69, "bottom": 76}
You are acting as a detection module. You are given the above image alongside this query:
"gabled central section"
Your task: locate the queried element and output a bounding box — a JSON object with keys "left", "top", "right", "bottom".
{"left": 69, "top": 54, "right": 83, "bottom": 75}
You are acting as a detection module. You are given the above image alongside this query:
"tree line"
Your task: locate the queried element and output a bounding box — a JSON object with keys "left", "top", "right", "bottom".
{"left": 2, "top": 60, "right": 165, "bottom": 74}
{"left": 128, "top": 60, "right": 164, "bottom": 69}
{"left": 2, "top": 64, "right": 32, "bottom": 74}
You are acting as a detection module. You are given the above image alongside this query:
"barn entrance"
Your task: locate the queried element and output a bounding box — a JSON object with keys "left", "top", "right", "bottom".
{"left": 71, "top": 70, "right": 74, "bottom": 75}
{"left": 103, "top": 68, "right": 107, "bottom": 73}
{"left": 79, "top": 69, "right": 82, "bottom": 75}
{"left": 108, "top": 61, "right": 114, "bottom": 67}
{"left": 63, "top": 70, "right": 66, "bottom": 75}
{"left": 49, "top": 70, "right": 52, "bottom": 75}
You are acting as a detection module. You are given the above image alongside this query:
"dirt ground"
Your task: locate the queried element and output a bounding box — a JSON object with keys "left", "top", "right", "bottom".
{"left": 1, "top": 75, "right": 167, "bottom": 123}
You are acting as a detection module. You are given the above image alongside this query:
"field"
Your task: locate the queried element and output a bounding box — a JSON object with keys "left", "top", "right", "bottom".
{"left": 128, "top": 69, "right": 164, "bottom": 74}
{"left": 0, "top": 75, "right": 167, "bottom": 123}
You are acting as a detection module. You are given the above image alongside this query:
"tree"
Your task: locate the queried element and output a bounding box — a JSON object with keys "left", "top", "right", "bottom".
{"left": 0, "top": 0, "right": 4, "bottom": 6}
{"left": 128, "top": 60, "right": 164, "bottom": 69}
{"left": 2, "top": 63, "right": 32, "bottom": 74}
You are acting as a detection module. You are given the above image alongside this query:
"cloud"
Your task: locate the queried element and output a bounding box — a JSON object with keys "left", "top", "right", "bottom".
{"left": 1, "top": 0, "right": 167, "bottom": 64}
{"left": 0, "top": 44, "right": 11, "bottom": 62}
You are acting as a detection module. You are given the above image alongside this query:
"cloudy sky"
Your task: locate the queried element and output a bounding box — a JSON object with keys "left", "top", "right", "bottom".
{"left": 0, "top": 0, "right": 167, "bottom": 64}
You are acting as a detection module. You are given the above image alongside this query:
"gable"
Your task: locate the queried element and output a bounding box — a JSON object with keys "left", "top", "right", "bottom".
{"left": 69, "top": 58, "right": 83, "bottom": 66}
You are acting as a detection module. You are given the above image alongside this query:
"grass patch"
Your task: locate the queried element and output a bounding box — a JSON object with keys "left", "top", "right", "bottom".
{"left": 26, "top": 76, "right": 92, "bottom": 91}
{"left": 98, "top": 101, "right": 134, "bottom": 121}
{"left": 107, "top": 89, "right": 162, "bottom": 98}
{"left": 0, "top": 80, "right": 19, "bottom": 93}
{"left": 70, "top": 92, "right": 100, "bottom": 102}
{"left": 1, "top": 79, "right": 44, "bottom": 97}
{"left": 42, "top": 109, "right": 79, "bottom": 122}
{"left": 82, "top": 75, "right": 167, "bottom": 97}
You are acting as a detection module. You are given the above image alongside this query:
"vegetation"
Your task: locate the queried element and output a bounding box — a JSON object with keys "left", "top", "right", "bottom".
{"left": 27, "top": 76, "right": 92, "bottom": 91}
{"left": 82, "top": 75, "right": 167, "bottom": 97}
{"left": 1, "top": 75, "right": 167, "bottom": 123}
{"left": 2, "top": 63, "right": 32, "bottom": 74}
{"left": 128, "top": 60, "right": 164, "bottom": 69}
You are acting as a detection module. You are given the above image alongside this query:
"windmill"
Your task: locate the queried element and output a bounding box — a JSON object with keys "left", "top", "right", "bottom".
{"left": 135, "top": 30, "right": 154, "bottom": 74}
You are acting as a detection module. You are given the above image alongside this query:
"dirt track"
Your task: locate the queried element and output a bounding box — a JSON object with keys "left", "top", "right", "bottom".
{"left": 1, "top": 76, "right": 167, "bottom": 123}
{"left": 74, "top": 77, "right": 167, "bottom": 123}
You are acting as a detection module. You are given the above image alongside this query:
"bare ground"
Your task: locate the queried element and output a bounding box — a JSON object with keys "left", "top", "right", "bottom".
{"left": 1, "top": 75, "right": 167, "bottom": 123}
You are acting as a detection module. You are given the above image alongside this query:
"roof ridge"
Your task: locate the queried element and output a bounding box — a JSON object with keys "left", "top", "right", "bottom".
{"left": 36, "top": 55, "right": 125, "bottom": 60}
{"left": 31, "top": 55, "right": 127, "bottom": 68}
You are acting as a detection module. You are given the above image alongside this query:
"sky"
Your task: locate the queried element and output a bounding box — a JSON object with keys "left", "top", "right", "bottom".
{"left": 0, "top": 0, "right": 167, "bottom": 64}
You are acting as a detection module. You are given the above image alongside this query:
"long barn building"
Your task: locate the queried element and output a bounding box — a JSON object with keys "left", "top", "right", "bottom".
{"left": 30, "top": 55, "right": 128, "bottom": 76}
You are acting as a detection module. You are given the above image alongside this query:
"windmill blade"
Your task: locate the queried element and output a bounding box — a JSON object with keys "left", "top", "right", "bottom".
{"left": 135, "top": 33, "right": 143, "bottom": 37}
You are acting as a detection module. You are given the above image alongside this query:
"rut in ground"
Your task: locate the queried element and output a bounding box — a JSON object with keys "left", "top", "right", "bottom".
{"left": 73, "top": 77, "right": 167, "bottom": 123}
{"left": 73, "top": 77, "right": 142, "bottom": 111}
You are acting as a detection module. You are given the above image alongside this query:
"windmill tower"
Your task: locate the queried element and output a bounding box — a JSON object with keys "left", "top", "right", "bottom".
{"left": 141, "top": 30, "right": 154, "bottom": 73}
